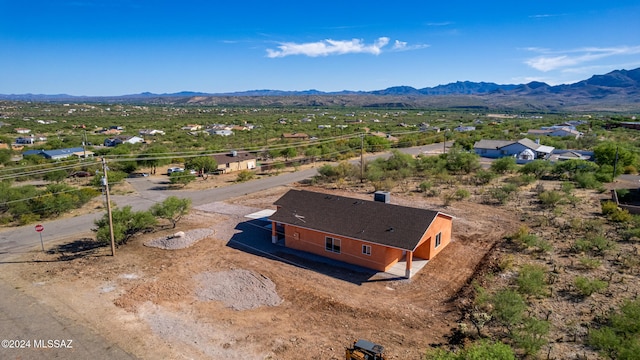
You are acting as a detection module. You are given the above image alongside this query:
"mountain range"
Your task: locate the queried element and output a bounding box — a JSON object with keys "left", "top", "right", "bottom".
{"left": 2, "top": 68, "right": 639, "bottom": 112}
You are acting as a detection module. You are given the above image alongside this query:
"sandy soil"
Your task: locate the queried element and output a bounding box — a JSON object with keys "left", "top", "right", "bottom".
{"left": 0, "top": 181, "right": 521, "bottom": 359}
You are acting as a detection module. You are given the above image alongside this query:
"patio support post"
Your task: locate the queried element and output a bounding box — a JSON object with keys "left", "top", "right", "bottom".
{"left": 271, "top": 221, "right": 277, "bottom": 244}
{"left": 405, "top": 251, "right": 413, "bottom": 278}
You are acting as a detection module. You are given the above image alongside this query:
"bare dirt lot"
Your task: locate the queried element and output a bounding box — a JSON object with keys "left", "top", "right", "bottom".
{"left": 0, "top": 181, "right": 523, "bottom": 359}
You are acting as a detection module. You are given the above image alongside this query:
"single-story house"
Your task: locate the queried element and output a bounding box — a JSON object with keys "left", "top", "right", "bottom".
{"left": 104, "top": 136, "right": 144, "bottom": 147}
{"left": 212, "top": 151, "right": 256, "bottom": 173}
{"left": 181, "top": 124, "right": 202, "bottom": 131}
{"left": 454, "top": 125, "right": 476, "bottom": 132}
{"left": 473, "top": 138, "right": 554, "bottom": 160}
{"left": 210, "top": 129, "right": 234, "bottom": 136}
{"left": 548, "top": 149, "right": 594, "bottom": 162}
{"left": 269, "top": 190, "right": 453, "bottom": 278}
{"left": 15, "top": 136, "right": 34, "bottom": 145}
{"left": 15, "top": 128, "right": 31, "bottom": 134}
{"left": 23, "top": 147, "right": 89, "bottom": 160}
{"left": 139, "top": 129, "right": 165, "bottom": 136}
{"left": 281, "top": 133, "right": 309, "bottom": 140}
{"left": 527, "top": 127, "right": 582, "bottom": 139}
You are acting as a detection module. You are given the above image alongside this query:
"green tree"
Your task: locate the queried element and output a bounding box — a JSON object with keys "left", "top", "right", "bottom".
{"left": 185, "top": 156, "right": 218, "bottom": 178}
{"left": 519, "top": 159, "right": 552, "bottom": 179}
{"left": 149, "top": 196, "right": 191, "bottom": 228}
{"left": 280, "top": 147, "right": 298, "bottom": 161}
{"left": 169, "top": 172, "right": 196, "bottom": 187}
{"left": 138, "top": 145, "right": 171, "bottom": 175}
{"left": 491, "top": 156, "right": 517, "bottom": 174}
{"left": 594, "top": 142, "right": 637, "bottom": 176}
{"left": 93, "top": 206, "right": 157, "bottom": 245}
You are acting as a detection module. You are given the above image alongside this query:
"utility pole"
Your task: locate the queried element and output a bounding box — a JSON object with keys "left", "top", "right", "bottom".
{"left": 102, "top": 158, "right": 116, "bottom": 256}
{"left": 613, "top": 146, "right": 619, "bottom": 180}
{"left": 360, "top": 133, "right": 364, "bottom": 183}
{"left": 82, "top": 130, "right": 87, "bottom": 160}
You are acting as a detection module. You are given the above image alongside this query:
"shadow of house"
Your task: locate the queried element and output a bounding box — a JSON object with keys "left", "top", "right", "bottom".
{"left": 226, "top": 219, "right": 381, "bottom": 285}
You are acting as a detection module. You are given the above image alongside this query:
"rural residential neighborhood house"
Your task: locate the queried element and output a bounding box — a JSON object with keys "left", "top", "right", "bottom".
{"left": 269, "top": 190, "right": 453, "bottom": 278}
{"left": 23, "top": 147, "right": 93, "bottom": 160}
{"left": 104, "top": 135, "right": 144, "bottom": 147}
{"left": 212, "top": 151, "right": 256, "bottom": 173}
{"left": 473, "top": 138, "right": 554, "bottom": 160}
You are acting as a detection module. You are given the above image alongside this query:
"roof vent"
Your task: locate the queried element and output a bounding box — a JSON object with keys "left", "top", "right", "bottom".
{"left": 231, "top": 150, "right": 238, "bottom": 157}
{"left": 374, "top": 191, "right": 390, "bottom": 203}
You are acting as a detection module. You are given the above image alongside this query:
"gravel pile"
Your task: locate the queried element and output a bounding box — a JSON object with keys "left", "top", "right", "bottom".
{"left": 144, "top": 228, "right": 214, "bottom": 250}
{"left": 195, "top": 269, "right": 282, "bottom": 310}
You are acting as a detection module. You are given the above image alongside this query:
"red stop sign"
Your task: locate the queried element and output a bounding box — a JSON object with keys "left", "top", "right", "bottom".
{"left": 35, "top": 224, "right": 44, "bottom": 232}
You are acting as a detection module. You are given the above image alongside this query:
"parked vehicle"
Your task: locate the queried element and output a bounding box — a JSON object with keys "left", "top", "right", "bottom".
{"left": 167, "top": 167, "right": 184, "bottom": 175}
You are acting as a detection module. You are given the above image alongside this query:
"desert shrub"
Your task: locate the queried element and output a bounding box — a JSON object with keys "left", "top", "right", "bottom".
{"left": 572, "top": 235, "right": 615, "bottom": 255}
{"left": 236, "top": 170, "right": 255, "bottom": 182}
{"left": 610, "top": 208, "right": 633, "bottom": 223}
{"left": 623, "top": 165, "right": 637, "bottom": 174}
{"left": 579, "top": 257, "right": 602, "bottom": 270}
{"left": 454, "top": 188, "right": 470, "bottom": 200}
{"left": 574, "top": 276, "right": 608, "bottom": 297}
{"left": 491, "top": 289, "right": 526, "bottom": 327}
{"left": 516, "top": 264, "right": 548, "bottom": 297}
{"left": 425, "top": 340, "right": 516, "bottom": 360}
{"left": 512, "top": 317, "right": 550, "bottom": 357}
{"left": 472, "top": 169, "right": 496, "bottom": 185}
{"left": 575, "top": 172, "right": 602, "bottom": 189}
{"left": 561, "top": 181, "right": 575, "bottom": 194}
{"left": 491, "top": 156, "right": 517, "bottom": 174}
{"left": 539, "top": 190, "right": 563, "bottom": 208}
{"left": 418, "top": 180, "right": 433, "bottom": 193}
{"left": 588, "top": 299, "right": 640, "bottom": 359}
{"left": 601, "top": 201, "right": 619, "bottom": 215}
{"left": 505, "top": 174, "right": 536, "bottom": 187}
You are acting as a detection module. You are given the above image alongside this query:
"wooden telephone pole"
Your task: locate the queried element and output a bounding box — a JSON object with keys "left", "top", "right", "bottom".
{"left": 102, "top": 158, "right": 116, "bottom": 256}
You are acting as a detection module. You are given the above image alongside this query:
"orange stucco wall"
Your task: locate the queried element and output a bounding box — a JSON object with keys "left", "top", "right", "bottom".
{"left": 282, "top": 224, "right": 398, "bottom": 271}
{"left": 413, "top": 214, "right": 452, "bottom": 260}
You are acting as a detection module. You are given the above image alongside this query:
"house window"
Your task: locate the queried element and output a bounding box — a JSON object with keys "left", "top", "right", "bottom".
{"left": 362, "top": 245, "right": 371, "bottom": 256}
{"left": 435, "top": 232, "right": 442, "bottom": 248}
{"left": 325, "top": 237, "right": 341, "bottom": 253}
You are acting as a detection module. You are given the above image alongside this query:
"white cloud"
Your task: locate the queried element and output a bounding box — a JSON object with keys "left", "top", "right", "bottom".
{"left": 266, "top": 37, "right": 400, "bottom": 58}
{"left": 524, "top": 45, "right": 640, "bottom": 72}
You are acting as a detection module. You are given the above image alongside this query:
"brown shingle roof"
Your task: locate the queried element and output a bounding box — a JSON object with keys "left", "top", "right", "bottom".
{"left": 270, "top": 190, "right": 447, "bottom": 251}
{"left": 212, "top": 151, "right": 256, "bottom": 165}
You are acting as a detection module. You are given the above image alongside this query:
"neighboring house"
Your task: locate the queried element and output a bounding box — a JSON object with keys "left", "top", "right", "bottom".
{"left": 23, "top": 147, "right": 92, "bottom": 160}
{"left": 210, "top": 129, "right": 234, "bottom": 137}
{"left": 281, "top": 133, "right": 309, "bottom": 140}
{"left": 454, "top": 125, "right": 476, "bottom": 132}
{"left": 104, "top": 135, "right": 144, "bottom": 147}
{"left": 527, "top": 127, "right": 583, "bottom": 139}
{"left": 139, "top": 129, "right": 165, "bottom": 136}
{"left": 15, "top": 136, "right": 34, "bottom": 145}
{"left": 212, "top": 151, "right": 257, "bottom": 173}
{"left": 181, "top": 124, "right": 202, "bottom": 131}
{"left": 269, "top": 190, "right": 453, "bottom": 278}
{"left": 15, "top": 128, "right": 31, "bottom": 134}
{"left": 549, "top": 150, "right": 594, "bottom": 162}
{"left": 473, "top": 138, "right": 554, "bottom": 160}
{"left": 99, "top": 128, "right": 122, "bottom": 135}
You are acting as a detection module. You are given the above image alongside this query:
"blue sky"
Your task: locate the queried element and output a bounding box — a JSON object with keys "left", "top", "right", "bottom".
{"left": 1, "top": 1, "right": 639, "bottom": 96}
